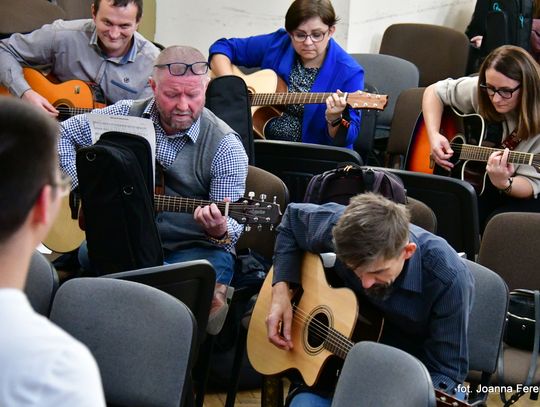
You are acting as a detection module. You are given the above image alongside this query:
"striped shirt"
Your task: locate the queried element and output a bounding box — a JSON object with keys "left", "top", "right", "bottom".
{"left": 59, "top": 99, "right": 248, "bottom": 249}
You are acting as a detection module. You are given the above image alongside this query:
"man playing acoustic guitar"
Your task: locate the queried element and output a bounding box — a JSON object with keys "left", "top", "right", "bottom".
{"left": 267, "top": 193, "right": 474, "bottom": 406}
{"left": 0, "top": 0, "right": 159, "bottom": 117}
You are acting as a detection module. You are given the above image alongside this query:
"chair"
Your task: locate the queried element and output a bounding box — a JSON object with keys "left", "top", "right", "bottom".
{"left": 331, "top": 341, "right": 436, "bottom": 407}
{"left": 102, "top": 260, "right": 215, "bottom": 407}
{"left": 384, "top": 87, "right": 426, "bottom": 169}
{"left": 477, "top": 213, "right": 540, "bottom": 392}
{"left": 55, "top": 0, "right": 92, "bottom": 20}
{"left": 350, "top": 53, "right": 420, "bottom": 143}
{"left": 385, "top": 168, "right": 480, "bottom": 259}
{"left": 379, "top": 23, "right": 470, "bottom": 87}
{"left": 464, "top": 259, "right": 509, "bottom": 402}
{"left": 23, "top": 250, "right": 59, "bottom": 317}
{"left": 49, "top": 277, "right": 197, "bottom": 407}
{"left": 407, "top": 196, "right": 437, "bottom": 233}
{"left": 254, "top": 139, "right": 363, "bottom": 203}
{"left": 0, "top": 0, "right": 65, "bottom": 38}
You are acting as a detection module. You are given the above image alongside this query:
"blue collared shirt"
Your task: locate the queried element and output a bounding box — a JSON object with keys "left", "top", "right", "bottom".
{"left": 272, "top": 202, "right": 475, "bottom": 392}
{"left": 58, "top": 99, "right": 248, "bottom": 249}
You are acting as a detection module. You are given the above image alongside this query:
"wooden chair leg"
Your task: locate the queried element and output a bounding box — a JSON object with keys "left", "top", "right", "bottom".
{"left": 261, "top": 375, "right": 284, "bottom": 407}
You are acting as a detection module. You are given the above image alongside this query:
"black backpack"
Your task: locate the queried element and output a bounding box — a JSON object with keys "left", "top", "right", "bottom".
{"left": 205, "top": 75, "right": 255, "bottom": 164}
{"left": 76, "top": 131, "right": 163, "bottom": 275}
{"left": 481, "top": 0, "right": 535, "bottom": 55}
{"left": 303, "top": 163, "right": 407, "bottom": 205}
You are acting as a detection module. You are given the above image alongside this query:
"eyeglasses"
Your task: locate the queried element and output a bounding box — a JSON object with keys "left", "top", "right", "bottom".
{"left": 153, "top": 62, "right": 209, "bottom": 76}
{"left": 291, "top": 30, "right": 328, "bottom": 43}
{"left": 479, "top": 83, "right": 521, "bottom": 99}
{"left": 51, "top": 172, "right": 72, "bottom": 198}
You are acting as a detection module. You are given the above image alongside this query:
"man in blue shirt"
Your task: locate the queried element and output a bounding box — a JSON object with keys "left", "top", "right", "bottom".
{"left": 267, "top": 193, "right": 474, "bottom": 406}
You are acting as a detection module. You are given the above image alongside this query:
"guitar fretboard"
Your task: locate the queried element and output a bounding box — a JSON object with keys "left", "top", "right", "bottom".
{"left": 154, "top": 194, "right": 237, "bottom": 214}
{"left": 453, "top": 143, "right": 534, "bottom": 165}
{"left": 248, "top": 92, "right": 386, "bottom": 110}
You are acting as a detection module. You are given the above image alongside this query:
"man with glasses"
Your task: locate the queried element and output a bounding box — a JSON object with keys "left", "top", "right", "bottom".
{"left": 423, "top": 44, "right": 540, "bottom": 231}
{"left": 0, "top": 97, "right": 105, "bottom": 406}
{"left": 209, "top": 0, "right": 364, "bottom": 149}
{"left": 0, "top": 0, "right": 160, "bottom": 117}
{"left": 59, "top": 45, "right": 248, "bottom": 335}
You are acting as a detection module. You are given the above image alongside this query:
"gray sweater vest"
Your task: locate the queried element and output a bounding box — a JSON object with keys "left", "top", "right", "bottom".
{"left": 130, "top": 99, "right": 237, "bottom": 251}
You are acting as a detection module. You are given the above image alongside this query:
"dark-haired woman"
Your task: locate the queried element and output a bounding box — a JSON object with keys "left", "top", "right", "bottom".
{"left": 209, "top": 0, "right": 364, "bottom": 149}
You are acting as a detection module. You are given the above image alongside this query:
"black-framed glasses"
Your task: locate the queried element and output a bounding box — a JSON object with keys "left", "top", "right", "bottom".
{"left": 153, "top": 62, "right": 209, "bottom": 76}
{"left": 479, "top": 83, "right": 521, "bottom": 99}
{"left": 291, "top": 30, "right": 328, "bottom": 43}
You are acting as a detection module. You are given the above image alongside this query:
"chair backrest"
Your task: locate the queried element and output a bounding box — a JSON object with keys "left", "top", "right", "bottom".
{"left": 236, "top": 165, "right": 290, "bottom": 260}
{"left": 55, "top": 0, "right": 93, "bottom": 20}
{"left": 385, "top": 87, "right": 426, "bottom": 169}
{"left": 350, "top": 53, "right": 419, "bottom": 141}
{"left": 331, "top": 341, "right": 436, "bottom": 407}
{"left": 379, "top": 23, "right": 470, "bottom": 87}
{"left": 254, "top": 139, "right": 363, "bottom": 203}
{"left": 385, "top": 168, "right": 480, "bottom": 259}
{"left": 23, "top": 251, "right": 59, "bottom": 317}
{"left": 49, "top": 277, "right": 196, "bottom": 407}
{"left": 102, "top": 260, "right": 215, "bottom": 348}
{"left": 407, "top": 196, "right": 437, "bottom": 233}
{"left": 0, "top": 0, "right": 65, "bottom": 37}
{"left": 464, "top": 259, "right": 509, "bottom": 382}
{"left": 478, "top": 212, "right": 540, "bottom": 290}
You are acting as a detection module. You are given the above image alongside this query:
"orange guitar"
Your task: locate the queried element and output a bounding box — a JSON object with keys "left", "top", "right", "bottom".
{"left": 0, "top": 67, "right": 106, "bottom": 120}
{"left": 229, "top": 66, "right": 388, "bottom": 138}
{"left": 247, "top": 252, "right": 472, "bottom": 407}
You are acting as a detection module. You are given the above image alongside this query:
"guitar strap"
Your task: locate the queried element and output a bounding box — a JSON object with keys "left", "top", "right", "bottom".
{"left": 501, "top": 129, "right": 521, "bottom": 151}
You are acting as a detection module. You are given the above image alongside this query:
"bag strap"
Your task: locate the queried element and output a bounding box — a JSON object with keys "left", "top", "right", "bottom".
{"left": 499, "top": 289, "right": 540, "bottom": 406}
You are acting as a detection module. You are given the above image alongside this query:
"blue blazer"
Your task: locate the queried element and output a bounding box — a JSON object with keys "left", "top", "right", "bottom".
{"left": 210, "top": 28, "right": 365, "bottom": 149}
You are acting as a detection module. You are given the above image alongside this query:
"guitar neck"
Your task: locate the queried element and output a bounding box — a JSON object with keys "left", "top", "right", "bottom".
{"left": 455, "top": 144, "right": 533, "bottom": 165}
{"left": 155, "top": 194, "right": 233, "bottom": 214}
{"left": 250, "top": 92, "right": 339, "bottom": 106}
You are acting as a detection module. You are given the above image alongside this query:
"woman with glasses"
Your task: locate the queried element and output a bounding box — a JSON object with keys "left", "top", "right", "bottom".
{"left": 423, "top": 44, "right": 540, "bottom": 230}
{"left": 209, "top": 0, "right": 364, "bottom": 149}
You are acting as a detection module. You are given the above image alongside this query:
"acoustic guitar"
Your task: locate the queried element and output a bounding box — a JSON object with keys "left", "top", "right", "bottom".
{"left": 406, "top": 108, "right": 540, "bottom": 195}
{"left": 246, "top": 252, "right": 472, "bottom": 407}
{"left": 229, "top": 66, "right": 388, "bottom": 138}
{"left": 0, "top": 67, "right": 106, "bottom": 120}
{"left": 43, "top": 192, "right": 282, "bottom": 253}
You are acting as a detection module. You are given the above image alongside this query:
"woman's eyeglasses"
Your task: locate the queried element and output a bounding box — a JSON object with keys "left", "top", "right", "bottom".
{"left": 479, "top": 83, "right": 521, "bottom": 99}
{"left": 291, "top": 30, "right": 328, "bottom": 43}
{"left": 153, "top": 62, "right": 209, "bottom": 76}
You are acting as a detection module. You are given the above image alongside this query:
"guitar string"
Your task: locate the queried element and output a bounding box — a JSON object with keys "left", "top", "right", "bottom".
{"left": 288, "top": 304, "right": 355, "bottom": 354}
{"left": 451, "top": 143, "right": 531, "bottom": 164}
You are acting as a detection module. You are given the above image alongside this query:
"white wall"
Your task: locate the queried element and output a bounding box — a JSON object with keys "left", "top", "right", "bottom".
{"left": 155, "top": 0, "right": 476, "bottom": 57}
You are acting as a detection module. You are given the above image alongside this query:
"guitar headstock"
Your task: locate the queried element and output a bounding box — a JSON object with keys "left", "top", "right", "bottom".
{"left": 347, "top": 91, "right": 388, "bottom": 111}
{"left": 229, "top": 193, "right": 282, "bottom": 228}
{"left": 435, "top": 389, "right": 472, "bottom": 407}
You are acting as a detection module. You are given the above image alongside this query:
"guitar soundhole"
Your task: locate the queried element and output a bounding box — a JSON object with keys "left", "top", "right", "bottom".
{"left": 55, "top": 101, "right": 73, "bottom": 122}
{"left": 303, "top": 307, "right": 332, "bottom": 355}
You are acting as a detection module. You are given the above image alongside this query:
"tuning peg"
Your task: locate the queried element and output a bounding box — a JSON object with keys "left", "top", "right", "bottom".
{"left": 245, "top": 225, "right": 251, "bottom": 232}
{"left": 257, "top": 225, "right": 262, "bottom": 231}
{"left": 273, "top": 196, "right": 277, "bottom": 204}
{"left": 248, "top": 191, "right": 255, "bottom": 200}
{"left": 260, "top": 193, "right": 267, "bottom": 201}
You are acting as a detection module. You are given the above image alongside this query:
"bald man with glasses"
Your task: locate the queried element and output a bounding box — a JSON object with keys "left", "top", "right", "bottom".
{"left": 58, "top": 45, "right": 248, "bottom": 335}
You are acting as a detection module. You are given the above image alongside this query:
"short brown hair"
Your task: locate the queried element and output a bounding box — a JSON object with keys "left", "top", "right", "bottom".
{"left": 0, "top": 97, "right": 59, "bottom": 243}
{"left": 477, "top": 45, "right": 540, "bottom": 141}
{"left": 93, "top": 0, "right": 143, "bottom": 22}
{"left": 285, "top": 0, "right": 338, "bottom": 32}
{"left": 332, "top": 193, "right": 410, "bottom": 268}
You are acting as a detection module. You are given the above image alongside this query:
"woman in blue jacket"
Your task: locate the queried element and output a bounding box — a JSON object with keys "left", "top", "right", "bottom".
{"left": 209, "top": 0, "right": 364, "bottom": 149}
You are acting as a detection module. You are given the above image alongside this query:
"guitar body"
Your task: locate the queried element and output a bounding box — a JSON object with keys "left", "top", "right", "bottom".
{"left": 0, "top": 68, "right": 106, "bottom": 120}
{"left": 42, "top": 195, "right": 85, "bottom": 253}
{"left": 247, "top": 253, "right": 383, "bottom": 387}
{"left": 231, "top": 66, "right": 282, "bottom": 138}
